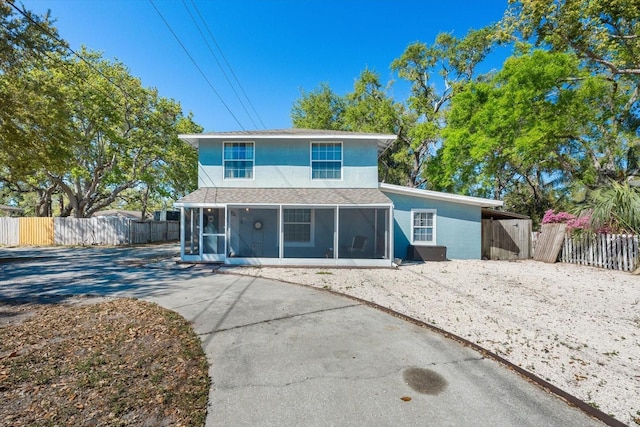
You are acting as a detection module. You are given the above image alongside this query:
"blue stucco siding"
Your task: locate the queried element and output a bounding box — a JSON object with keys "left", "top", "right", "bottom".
{"left": 342, "top": 140, "right": 378, "bottom": 167}
{"left": 385, "top": 192, "right": 483, "bottom": 260}
{"left": 255, "top": 140, "right": 308, "bottom": 167}
{"left": 199, "top": 139, "right": 222, "bottom": 166}
{"left": 197, "top": 138, "right": 379, "bottom": 188}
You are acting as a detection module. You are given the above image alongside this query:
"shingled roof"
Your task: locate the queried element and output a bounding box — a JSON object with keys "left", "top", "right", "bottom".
{"left": 175, "top": 187, "right": 392, "bottom": 206}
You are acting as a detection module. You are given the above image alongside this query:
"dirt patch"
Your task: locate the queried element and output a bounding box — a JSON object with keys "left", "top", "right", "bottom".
{"left": 0, "top": 297, "right": 209, "bottom": 426}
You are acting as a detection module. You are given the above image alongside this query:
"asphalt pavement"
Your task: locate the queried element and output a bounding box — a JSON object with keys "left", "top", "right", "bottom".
{"left": 0, "top": 245, "right": 605, "bottom": 426}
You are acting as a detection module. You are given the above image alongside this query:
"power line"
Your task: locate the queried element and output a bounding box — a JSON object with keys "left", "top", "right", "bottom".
{"left": 4, "top": 0, "right": 202, "bottom": 162}
{"left": 148, "top": 0, "right": 246, "bottom": 130}
{"left": 189, "top": 0, "right": 267, "bottom": 129}
{"left": 5, "top": 0, "right": 143, "bottom": 108}
{"left": 180, "top": 0, "right": 259, "bottom": 129}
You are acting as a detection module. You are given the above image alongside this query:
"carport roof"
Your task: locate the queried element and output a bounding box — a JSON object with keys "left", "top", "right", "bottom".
{"left": 175, "top": 187, "right": 393, "bottom": 206}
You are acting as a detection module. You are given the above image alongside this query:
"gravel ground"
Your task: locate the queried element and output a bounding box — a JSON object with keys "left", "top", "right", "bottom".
{"left": 227, "top": 260, "right": 640, "bottom": 426}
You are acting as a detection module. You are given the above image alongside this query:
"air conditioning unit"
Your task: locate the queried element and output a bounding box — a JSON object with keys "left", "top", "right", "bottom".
{"left": 407, "top": 245, "right": 447, "bottom": 261}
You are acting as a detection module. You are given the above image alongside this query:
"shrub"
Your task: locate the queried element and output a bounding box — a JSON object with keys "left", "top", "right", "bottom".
{"left": 542, "top": 209, "right": 592, "bottom": 233}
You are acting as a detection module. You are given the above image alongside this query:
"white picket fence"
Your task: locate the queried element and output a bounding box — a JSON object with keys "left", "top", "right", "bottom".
{"left": 560, "top": 233, "right": 639, "bottom": 272}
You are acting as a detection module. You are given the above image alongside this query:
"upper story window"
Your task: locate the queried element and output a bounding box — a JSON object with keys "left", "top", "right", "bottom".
{"left": 412, "top": 209, "right": 436, "bottom": 245}
{"left": 311, "top": 142, "right": 342, "bottom": 180}
{"left": 224, "top": 142, "right": 254, "bottom": 179}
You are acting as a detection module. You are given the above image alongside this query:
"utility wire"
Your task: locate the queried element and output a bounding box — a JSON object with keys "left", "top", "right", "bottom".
{"left": 6, "top": 0, "right": 143, "bottom": 107}
{"left": 148, "top": 0, "right": 245, "bottom": 130}
{"left": 4, "top": 0, "right": 194, "bottom": 148}
{"left": 180, "top": 0, "right": 258, "bottom": 129}
{"left": 189, "top": 0, "right": 266, "bottom": 129}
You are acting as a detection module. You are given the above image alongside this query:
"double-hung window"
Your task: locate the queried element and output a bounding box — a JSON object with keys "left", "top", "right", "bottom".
{"left": 311, "top": 142, "right": 342, "bottom": 180}
{"left": 412, "top": 209, "right": 436, "bottom": 244}
{"left": 283, "top": 208, "right": 313, "bottom": 246}
{"left": 224, "top": 142, "right": 254, "bottom": 179}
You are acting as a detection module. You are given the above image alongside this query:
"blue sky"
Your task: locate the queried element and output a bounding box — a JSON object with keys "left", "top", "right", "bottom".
{"left": 25, "top": 0, "right": 510, "bottom": 132}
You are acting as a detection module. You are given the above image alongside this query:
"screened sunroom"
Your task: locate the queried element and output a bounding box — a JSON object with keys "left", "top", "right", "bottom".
{"left": 175, "top": 188, "right": 394, "bottom": 267}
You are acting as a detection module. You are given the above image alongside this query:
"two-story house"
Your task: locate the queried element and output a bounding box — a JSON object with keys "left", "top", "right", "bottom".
{"left": 175, "top": 128, "right": 502, "bottom": 266}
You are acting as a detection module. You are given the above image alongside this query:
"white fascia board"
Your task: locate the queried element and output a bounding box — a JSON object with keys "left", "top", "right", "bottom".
{"left": 379, "top": 182, "right": 503, "bottom": 208}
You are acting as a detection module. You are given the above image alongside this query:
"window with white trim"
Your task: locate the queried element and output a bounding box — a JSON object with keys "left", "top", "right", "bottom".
{"left": 283, "top": 208, "right": 313, "bottom": 245}
{"left": 224, "top": 142, "right": 254, "bottom": 179}
{"left": 412, "top": 209, "right": 436, "bottom": 244}
{"left": 311, "top": 142, "right": 342, "bottom": 179}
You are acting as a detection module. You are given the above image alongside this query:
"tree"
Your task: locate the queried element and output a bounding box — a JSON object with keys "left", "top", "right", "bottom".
{"left": 438, "top": 48, "right": 635, "bottom": 221}
{"left": 504, "top": 0, "right": 640, "bottom": 187}
{"left": 290, "top": 83, "right": 345, "bottom": 130}
{"left": 504, "top": 0, "right": 640, "bottom": 78}
{"left": 391, "top": 27, "right": 499, "bottom": 187}
{"left": 2, "top": 48, "right": 201, "bottom": 218}
{"left": 0, "top": 1, "right": 62, "bottom": 70}
{"left": 578, "top": 181, "right": 640, "bottom": 234}
{"left": 341, "top": 69, "right": 414, "bottom": 185}
{"left": 0, "top": 1, "right": 71, "bottom": 194}
{"left": 291, "top": 70, "right": 413, "bottom": 185}
{"left": 51, "top": 50, "right": 201, "bottom": 218}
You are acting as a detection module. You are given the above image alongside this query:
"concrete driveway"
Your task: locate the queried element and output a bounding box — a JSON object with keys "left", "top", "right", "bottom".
{"left": 0, "top": 245, "right": 604, "bottom": 426}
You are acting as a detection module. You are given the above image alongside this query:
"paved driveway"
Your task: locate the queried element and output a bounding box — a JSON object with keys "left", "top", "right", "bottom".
{"left": 0, "top": 245, "right": 604, "bottom": 426}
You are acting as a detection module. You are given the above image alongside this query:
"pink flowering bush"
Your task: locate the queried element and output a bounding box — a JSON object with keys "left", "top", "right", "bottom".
{"left": 542, "top": 209, "right": 592, "bottom": 232}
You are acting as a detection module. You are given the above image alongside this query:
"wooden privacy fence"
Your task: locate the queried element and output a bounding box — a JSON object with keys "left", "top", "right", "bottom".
{"left": 20, "top": 218, "right": 54, "bottom": 245}
{"left": 129, "top": 221, "right": 180, "bottom": 244}
{"left": 0, "top": 217, "right": 19, "bottom": 246}
{"left": 0, "top": 217, "right": 179, "bottom": 246}
{"left": 561, "top": 233, "right": 639, "bottom": 272}
{"left": 482, "top": 218, "right": 532, "bottom": 260}
{"left": 55, "top": 217, "right": 130, "bottom": 246}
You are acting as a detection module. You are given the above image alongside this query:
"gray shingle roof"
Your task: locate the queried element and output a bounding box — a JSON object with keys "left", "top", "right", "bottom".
{"left": 175, "top": 187, "right": 392, "bottom": 206}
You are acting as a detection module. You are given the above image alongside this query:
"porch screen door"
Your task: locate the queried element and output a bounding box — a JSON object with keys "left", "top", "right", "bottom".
{"left": 185, "top": 208, "right": 200, "bottom": 255}
{"left": 202, "top": 208, "right": 226, "bottom": 261}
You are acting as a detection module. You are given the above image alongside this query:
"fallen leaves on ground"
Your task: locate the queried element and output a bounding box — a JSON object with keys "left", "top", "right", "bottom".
{"left": 0, "top": 298, "right": 209, "bottom": 426}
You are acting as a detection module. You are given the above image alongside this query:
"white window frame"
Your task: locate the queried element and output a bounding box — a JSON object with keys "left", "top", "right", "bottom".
{"left": 310, "top": 141, "right": 342, "bottom": 180}
{"left": 283, "top": 208, "right": 315, "bottom": 247}
{"left": 223, "top": 141, "right": 254, "bottom": 180}
{"left": 411, "top": 209, "right": 436, "bottom": 245}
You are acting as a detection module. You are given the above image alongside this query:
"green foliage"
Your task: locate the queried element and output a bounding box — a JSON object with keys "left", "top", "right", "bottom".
{"left": 505, "top": 0, "right": 640, "bottom": 78}
{"left": 1, "top": 48, "right": 201, "bottom": 217}
{"left": 578, "top": 181, "right": 640, "bottom": 234}
{"left": 291, "top": 70, "right": 414, "bottom": 185}
{"left": 438, "top": 47, "right": 636, "bottom": 223}
{"left": 291, "top": 83, "right": 345, "bottom": 130}
{"left": 291, "top": 28, "right": 501, "bottom": 188}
